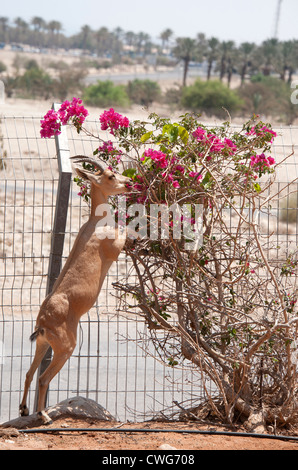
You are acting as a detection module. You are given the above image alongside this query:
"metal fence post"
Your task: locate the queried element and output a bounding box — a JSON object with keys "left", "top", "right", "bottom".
{"left": 34, "top": 103, "right": 72, "bottom": 411}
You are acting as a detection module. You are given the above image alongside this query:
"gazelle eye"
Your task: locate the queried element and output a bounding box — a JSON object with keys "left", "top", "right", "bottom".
{"left": 109, "top": 174, "right": 116, "bottom": 180}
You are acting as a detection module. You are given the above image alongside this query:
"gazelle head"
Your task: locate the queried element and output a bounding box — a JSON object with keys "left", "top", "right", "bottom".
{"left": 71, "top": 156, "right": 133, "bottom": 196}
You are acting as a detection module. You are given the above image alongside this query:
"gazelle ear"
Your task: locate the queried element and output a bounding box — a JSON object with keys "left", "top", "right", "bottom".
{"left": 74, "top": 166, "right": 89, "bottom": 180}
{"left": 74, "top": 166, "right": 102, "bottom": 184}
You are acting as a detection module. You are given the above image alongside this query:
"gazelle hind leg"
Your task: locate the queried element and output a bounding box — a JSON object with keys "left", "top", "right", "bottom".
{"left": 37, "top": 345, "right": 75, "bottom": 424}
{"left": 20, "top": 339, "right": 50, "bottom": 417}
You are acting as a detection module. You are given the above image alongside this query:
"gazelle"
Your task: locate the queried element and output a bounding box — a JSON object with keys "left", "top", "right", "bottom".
{"left": 20, "top": 156, "right": 133, "bottom": 424}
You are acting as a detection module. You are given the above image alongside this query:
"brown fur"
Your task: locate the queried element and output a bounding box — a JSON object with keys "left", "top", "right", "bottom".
{"left": 19, "top": 161, "right": 132, "bottom": 424}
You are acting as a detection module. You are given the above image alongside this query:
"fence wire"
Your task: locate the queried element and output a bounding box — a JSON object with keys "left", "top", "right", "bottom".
{"left": 0, "top": 114, "right": 298, "bottom": 424}
{"left": 0, "top": 114, "right": 205, "bottom": 423}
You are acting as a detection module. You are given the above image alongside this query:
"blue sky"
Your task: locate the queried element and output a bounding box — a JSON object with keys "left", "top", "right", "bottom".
{"left": 1, "top": 0, "right": 298, "bottom": 44}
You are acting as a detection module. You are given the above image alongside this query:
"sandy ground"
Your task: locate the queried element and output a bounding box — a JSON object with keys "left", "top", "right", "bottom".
{"left": 1, "top": 418, "right": 298, "bottom": 451}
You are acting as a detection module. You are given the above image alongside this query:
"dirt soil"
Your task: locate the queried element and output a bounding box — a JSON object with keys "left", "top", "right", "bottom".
{"left": 1, "top": 418, "right": 298, "bottom": 451}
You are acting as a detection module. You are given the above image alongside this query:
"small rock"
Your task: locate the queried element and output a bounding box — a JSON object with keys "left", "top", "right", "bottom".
{"left": 245, "top": 410, "right": 266, "bottom": 434}
{"left": 0, "top": 428, "right": 20, "bottom": 438}
{"left": 159, "top": 443, "right": 177, "bottom": 450}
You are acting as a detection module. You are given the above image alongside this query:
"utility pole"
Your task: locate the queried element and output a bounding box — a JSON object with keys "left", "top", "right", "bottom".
{"left": 274, "top": 0, "right": 283, "bottom": 39}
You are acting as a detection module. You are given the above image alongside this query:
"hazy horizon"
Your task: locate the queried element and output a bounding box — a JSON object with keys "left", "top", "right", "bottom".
{"left": 1, "top": 0, "right": 298, "bottom": 45}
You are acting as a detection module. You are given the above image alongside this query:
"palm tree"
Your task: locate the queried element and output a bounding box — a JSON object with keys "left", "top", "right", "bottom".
{"left": 287, "top": 40, "right": 298, "bottom": 84}
{"left": 206, "top": 37, "right": 220, "bottom": 80}
{"left": 136, "top": 32, "right": 151, "bottom": 56}
{"left": 196, "top": 33, "right": 208, "bottom": 58}
{"left": 124, "top": 31, "right": 136, "bottom": 48}
{"left": 278, "top": 40, "right": 298, "bottom": 83}
{"left": 160, "top": 28, "right": 173, "bottom": 53}
{"left": 31, "top": 16, "right": 46, "bottom": 32}
{"left": 47, "top": 21, "right": 62, "bottom": 35}
{"left": 114, "top": 27, "right": 124, "bottom": 42}
{"left": 218, "top": 41, "right": 235, "bottom": 82}
{"left": 14, "top": 17, "right": 29, "bottom": 42}
{"left": 173, "top": 37, "right": 197, "bottom": 87}
{"left": 109, "top": 31, "right": 123, "bottom": 58}
{"left": 0, "top": 17, "right": 9, "bottom": 42}
{"left": 30, "top": 17, "right": 46, "bottom": 47}
{"left": 226, "top": 46, "right": 238, "bottom": 88}
{"left": 80, "top": 25, "right": 92, "bottom": 50}
{"left": 238, "top": 42, "right": 256, "bottom": 85}
{"left": 259, "top": 38, "right": 280, "bottom": 76}
{"left": 95, "top": 27, "right": 110, "bottom": 56}
{"left": 46, "top": 21, "right": 63, "bottom": 48}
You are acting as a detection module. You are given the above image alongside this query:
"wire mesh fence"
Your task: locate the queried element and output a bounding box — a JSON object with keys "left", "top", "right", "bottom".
{"left": 0, "top": 112, "right": 298, "bottom": 424}
{"left": 0, "top": 113, "right": 206, "bottom": 423}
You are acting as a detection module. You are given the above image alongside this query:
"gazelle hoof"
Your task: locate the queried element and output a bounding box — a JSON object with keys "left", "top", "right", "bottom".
{"left": 38, "top": 410, "right": 53, "bottom": 425}
{"left": 19, "top": 404, "right": 29, "bottom": 417}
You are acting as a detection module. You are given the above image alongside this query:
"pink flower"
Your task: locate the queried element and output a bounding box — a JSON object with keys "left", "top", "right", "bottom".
{"left": 133, "top": 174, "right": 146, "bottom": 193}
{"left": 250, "top": 153, "right": 276, "bottom": 175}
{"left": 175, "top": 164, "right": 185, "bottom": 174}
{"left": 267, "top": 156, "right": 275, "bottom": 166}
{"left": 189, "top": 171, "right": 203, "bottom": 181}
{"left": 193, "top": 127, "right": 235, "bottom": 156}
{"left": 40, "top": 98, "right": 88, "bottom": 138}
{"left": 40, "top": 109, "right": 61, "bottom": 138}
{"left": 161, "top": 171, "right": 180, "bottom": 189}
{"left": 192, "top": 127, "right": 207, "bottom": 141}
{"left": 142, "top": 149, "right": 169, "bottom": 169}
{"left": 207, "top": 134, "right": 225, "bottom": 153}
{"left": 100, "top": 108, "right": 129, "bottom": 135}
{"left": 98, "top": 140, "right": 115, "bottom": 154}
{"left": 58, "top": 97, "right": 88, "bottom": 128}
{"left": 97, "top": 140, "right": 123, "bottom": 164}
{"left": 247, "top": 126, "right": 277, "bottom": 143}
{"left": 134, "top": 183, "right": 145, "bottom": 191}
{"left": 250, "top": 153, "right": 275, "bottom": 168}
{"left": 224, "top": 138, "right": 238, "bottom": 154}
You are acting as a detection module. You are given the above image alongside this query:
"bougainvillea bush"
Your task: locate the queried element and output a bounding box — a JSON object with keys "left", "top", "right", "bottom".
{"left": 41, "top": 99, "right": 298, "bottom": 429}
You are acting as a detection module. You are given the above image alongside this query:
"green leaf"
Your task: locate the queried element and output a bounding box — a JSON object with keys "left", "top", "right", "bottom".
{"left": 140, "top": 131, "right": 153, "bottom": 143}
{"left": 173, "top": 124, "right": 189, "bottom": 144}
{"left": 202, "top": 172, "right": 212, "bottom": 189}
{"left": 178, "top": 125, "right": 189, "bottom": 144}
{"left": 162, "top": 124, "right": 179, "bottom": 143}
{"left": 168, "top": 357, "right": 178, "bottom": 367}
{"left": 254, "top": 182, "right": 261, "bottom": 193}
{"left": 159, "top": 144, "right": 168, "bottom": 154}
{"left": 141, "top": 156, "right": 153, "bottom": 168}
{"left": 122, "top": 168, "right": 137, "bottom": 178}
